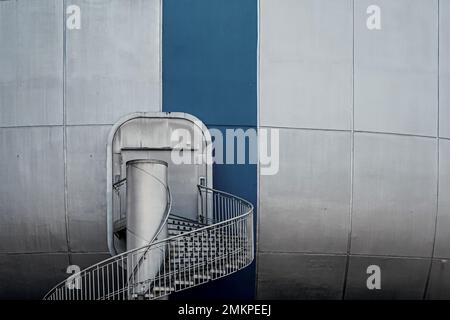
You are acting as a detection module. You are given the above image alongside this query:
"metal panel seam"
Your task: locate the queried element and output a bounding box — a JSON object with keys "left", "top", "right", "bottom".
{"left": 62, "top": 0, "right": 72, "bottom": 263}
{"left": 342, "top": 0, "right": 355, "bottom": 300}
{"left": 423, "top": 0, "right": 441, "bottom": 300}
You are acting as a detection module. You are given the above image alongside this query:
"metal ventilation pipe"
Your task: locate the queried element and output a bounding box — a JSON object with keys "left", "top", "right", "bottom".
{"left": 126, "top": 159, "right": 169, "bottom": 296}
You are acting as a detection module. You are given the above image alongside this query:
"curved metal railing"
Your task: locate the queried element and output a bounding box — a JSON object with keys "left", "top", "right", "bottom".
{"left": 43, "top": 186, "right": 254, "bottom": 300}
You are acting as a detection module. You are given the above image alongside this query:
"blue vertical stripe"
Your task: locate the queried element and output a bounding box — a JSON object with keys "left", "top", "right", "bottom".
{"left": 162, "top": 0, "right": 258, "bottom": 299}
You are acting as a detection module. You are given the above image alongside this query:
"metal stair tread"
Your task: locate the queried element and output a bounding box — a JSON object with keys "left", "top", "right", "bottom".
{"left": 43, "top": 186, "right": 254, "bottom": 301}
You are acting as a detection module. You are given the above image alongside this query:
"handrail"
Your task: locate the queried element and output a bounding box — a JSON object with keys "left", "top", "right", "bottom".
{"left": 43, "top": 185, "right": 254, "bottom": 300}
{"left": 127, "top": 173, "right": 172, "bottom": 283}
{"left": 113, "top": 176, "right": 172, "bottom": 245}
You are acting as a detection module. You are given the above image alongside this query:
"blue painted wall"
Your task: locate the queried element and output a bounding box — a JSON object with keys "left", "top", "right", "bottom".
{"left": 162, "top": 0, "right": 258, "bottom": 299}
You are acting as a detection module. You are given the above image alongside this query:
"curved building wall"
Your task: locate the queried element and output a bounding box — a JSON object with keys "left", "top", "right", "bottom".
{"left": 257, "top": 0, "right": 450, "bottom": 299}
{"left": 1, "top": 0, "right": 449, "bottom": 300}
{"left": 0, "top": 0, "right": 161, "bottom": 298}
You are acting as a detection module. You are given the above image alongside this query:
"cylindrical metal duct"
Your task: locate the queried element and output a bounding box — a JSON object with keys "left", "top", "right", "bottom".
{"left": 126, "top": 159, "right": 169, "bottom": 296}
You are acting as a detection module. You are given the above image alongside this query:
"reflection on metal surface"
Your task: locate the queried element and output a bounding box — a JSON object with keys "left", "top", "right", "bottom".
{"left": 66, "top": 126, "right": 110, "bottom": 252}
{"left": 0, "top": 127, "right": 66, "bottom": 253}
{"left": 258, "top": 0, "right": 449, "bottom": 300}
{"left": 259, "top": 0, "right": 353, "bottom": 130}
{"left": 351, "top": 133, "right": 437, "bottom": 257}
{"left": 0, "top": 0, "right": 64, "bottom": 127}
{"left": 259, "top": 129, "right": 351, "bottom": 254}
{"left": 0, "top": 0, "right": 163, "bottom": 299}
{"left": 354, "top": 0, "right": 438, "bottom": 137}
{"left": 65, "top": 0, "right": 161, "bottom": 125}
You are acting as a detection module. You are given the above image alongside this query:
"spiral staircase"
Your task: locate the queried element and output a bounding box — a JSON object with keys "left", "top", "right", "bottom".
{"left": 43, "top": 185, "right": 254, "bottom": 300}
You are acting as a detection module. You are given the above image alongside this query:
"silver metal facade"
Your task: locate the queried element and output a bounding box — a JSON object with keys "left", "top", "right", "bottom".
{"left": 0, "top": 0, "right": 161, "bottom": 299}
{"left": 258, "top": 0, "right": 450, "bottom": 299}
{"left": 1, "top": 0, "right": 449, "bottom": 300}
